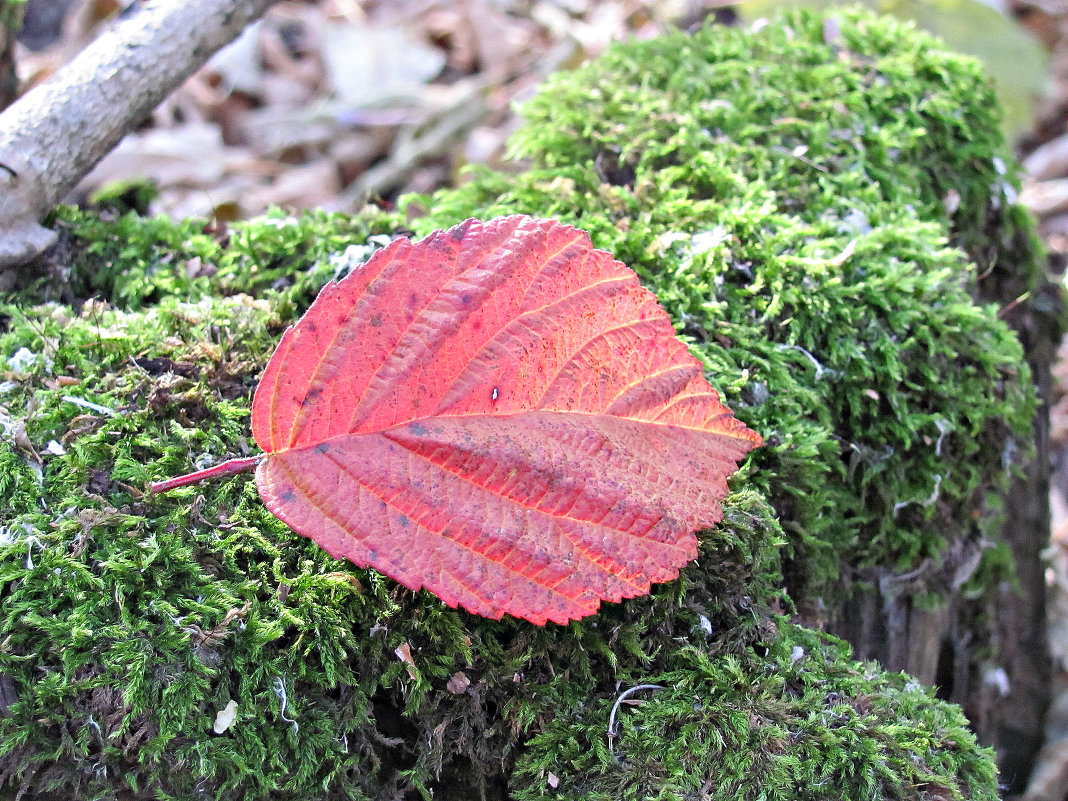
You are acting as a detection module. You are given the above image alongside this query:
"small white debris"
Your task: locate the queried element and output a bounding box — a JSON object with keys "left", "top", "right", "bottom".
{"left": 650, "top": 230, "right": 689, "bottom": 255}
{"left": 328, "top": 236, "right": 394, "bottom": 281}
{"left": 7, "top": 347, "right": 37, "bottom": 373}
{"left": 698, "top": 614, "right": 713, "bottom": 634}
{"left": 23, "top": 530, "right": 44, "bottom": 569}
{"left": 61, "top": 396, "right": 116, "bottom": 416}
{"left": 983, "top": 666, "right": 1010, "bottom": 697}
{"left": 839, "top": 208, "right": 871, "bottom": 235}
{"left": 934, "top": 419, "right": 952, "bottom": 457}
{"left": 213, "top": 699, "right": 239, "bottom": 734}
{"left": 263, "top": 217, "right": 300, "bottom": 229}
{"left": 780, "top": 344, "right": 825, "bottom": 379}
{"left": 791, "top": 646, "right": 805, "bottom": 664}
{"left": 943, "top": 189, "right": 961, "bottom": 216}
{"left": 275, "top": 677, "right": 299, "bottom": 733}
{"left": 690, "top": 227, "right": 729, "bottom": 255}
{"left": 1002, "top": 439, "right": 1019, "bottom": 469}
{"left": 45, "top": 440, "right": 66, "bottom": 456}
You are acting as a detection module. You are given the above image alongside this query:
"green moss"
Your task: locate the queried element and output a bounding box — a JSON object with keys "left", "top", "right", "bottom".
{"left": 514, "top": 624, "right": 997, "bottom": 801}
{"left": 0, "top": 6, "right": 1036, "bottom": 800}
{"left": 30, "top": 206, "right": 400, "bottom": 310}
{"left": 506, "top": 7, "right": 1042, "bottom": 300}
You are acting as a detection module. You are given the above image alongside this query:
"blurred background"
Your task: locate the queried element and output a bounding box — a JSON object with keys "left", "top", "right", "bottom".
{"left": 6, "top": 0, "right": 1068, "bottom": 797}
{"left": 6, "top": 0, "right": 1057, "bottom": 221}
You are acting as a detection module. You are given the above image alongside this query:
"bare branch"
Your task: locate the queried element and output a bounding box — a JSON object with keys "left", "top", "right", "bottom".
{"left": 0, "top": 0, "right": 281, "bottom": 269}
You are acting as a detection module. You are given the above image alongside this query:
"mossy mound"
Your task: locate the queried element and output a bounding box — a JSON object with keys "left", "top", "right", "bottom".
{"left": 0, "top": 7, "right": 1038, "bottom": 800}
{"left": 417, "top": 7, "right": 1039, "bottom": 599}
{"left": 506, "top": 4, "right": 1046, "bottom": 308}
{"left": 26, "top": 207, "right": 398, "bottom": 311}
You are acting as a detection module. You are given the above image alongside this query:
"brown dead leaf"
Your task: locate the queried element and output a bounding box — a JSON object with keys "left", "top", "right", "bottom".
{"left": 462, "top": 0, "right": 534, "bottom": 83}
{"left": 446, "top": 671, "right": 471, "bottom": 694}
{"left": 242, "top": 159, "right": 340, "bottom": 214}
{"left": 185, "top": 601, "right": 253, "bottom": 648}
{"left": 3, "top": 417, "right": 40, "bottom": 465}
{"left": 61, "top": 413, "right": 105, "bottom": 445}
{"left": 259, "top": 19, "right": 322, "bottom": 91}
{"left": 395, "top": 642, "right": 418, "bottom": 679}
{"left": 321, "top": 21, "right": 444, "bottom": 109}
{"left": 78, "top": 123, "right": 234, "bottom": 193}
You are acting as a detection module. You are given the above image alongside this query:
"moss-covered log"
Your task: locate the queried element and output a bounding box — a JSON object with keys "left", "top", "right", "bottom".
{"left": 0, "top": 8, "right": 1054, "bottom": 799}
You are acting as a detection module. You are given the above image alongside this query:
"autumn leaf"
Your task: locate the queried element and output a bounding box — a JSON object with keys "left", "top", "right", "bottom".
{"left": 152, "top": 215, "right": 761, "bottom": 625}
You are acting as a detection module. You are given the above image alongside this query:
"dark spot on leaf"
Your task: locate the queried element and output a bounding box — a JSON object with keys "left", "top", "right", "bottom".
{"left": 315, "top": 443, "right": 330, "bottom": 454}
{"left": 409, "top": 422, "right": 428, "bottom": 436}
{"left": 280, "top": 489, "right": 297, "bottom": 503}
{"left": 370, "top": 313, "right": 383, "bottom": 328}
{"left": 450, "top": 219, "right": 473, "bottom": 241}
{"left": 398, "top": 515, "right": 410, "bottom": 527}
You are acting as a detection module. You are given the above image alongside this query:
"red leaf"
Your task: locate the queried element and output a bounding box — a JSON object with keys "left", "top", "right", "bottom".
{"left": 161, "top": 216, "right": 761, "bottom": 624}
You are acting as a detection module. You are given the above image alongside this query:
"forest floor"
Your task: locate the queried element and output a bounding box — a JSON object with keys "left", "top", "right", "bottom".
{"left": 12, "top": 0, "right": 1068, "bottom": 797}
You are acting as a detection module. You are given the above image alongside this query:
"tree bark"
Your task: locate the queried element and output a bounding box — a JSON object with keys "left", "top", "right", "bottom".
{"left": 0, "top": 0, "right": 280, "bottom": 270}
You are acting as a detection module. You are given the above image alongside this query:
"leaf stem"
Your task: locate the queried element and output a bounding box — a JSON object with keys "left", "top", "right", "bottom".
{"left": 149, "top": 456, "right": 263, "bottom": 494}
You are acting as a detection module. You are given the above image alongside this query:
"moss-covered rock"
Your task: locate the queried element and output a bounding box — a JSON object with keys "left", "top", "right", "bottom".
{"left": 0, "top": 8, "right": 1043, "bottom": 800}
